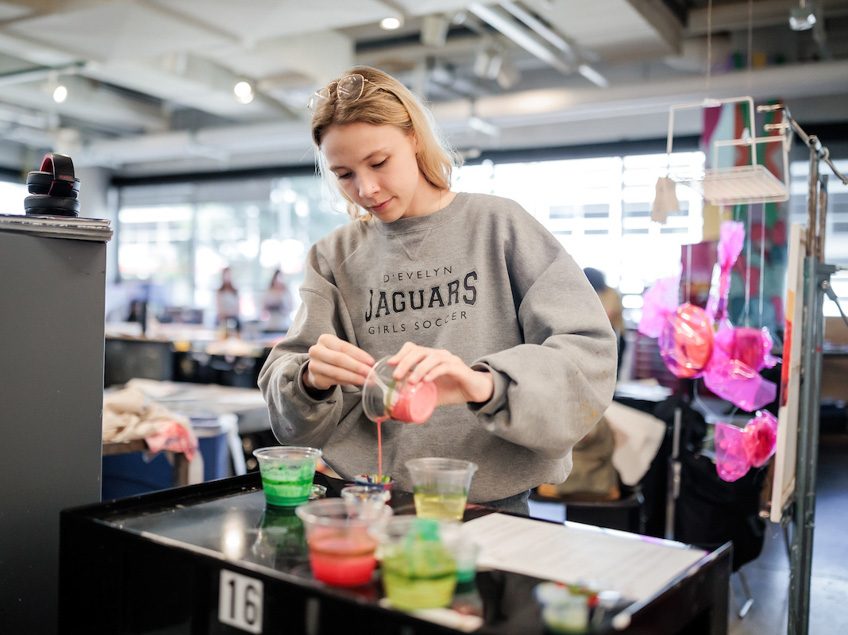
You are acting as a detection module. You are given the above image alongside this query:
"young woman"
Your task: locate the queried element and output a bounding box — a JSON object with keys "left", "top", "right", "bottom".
{"left": 215, "top": 266, "right": 240, "bottom": 331}
{"left": 258, "top": 67, "right": 616, "bottom": 514}
{"left": 261, "top": 269, "right": 293, "bottom": 332}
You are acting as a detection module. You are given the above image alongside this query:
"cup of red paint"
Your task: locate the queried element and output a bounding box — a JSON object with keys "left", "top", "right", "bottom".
{"left": 295, "top": 498, "right": 392, "bottom": 587}
{"left": 361, "top": 356, "right": 437, "bottom": 423}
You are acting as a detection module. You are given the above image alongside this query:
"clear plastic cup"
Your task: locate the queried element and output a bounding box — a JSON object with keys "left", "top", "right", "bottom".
{"left": 405, "top": 457, "right": 478, "bottom": 521}
{"left": 253, "top": 446, "right": 322, "bottom": 507}
{"left": 296, "top": 498, "right": 392, "bottom": 587}
{"left": 362, "top": 356, "right": 438, "bottom": 423}
{"left": 379, "top": 516, "right": 458, "bottom": 610}
{"left": 341, "top": 485, "right": 392, "bottom": 516}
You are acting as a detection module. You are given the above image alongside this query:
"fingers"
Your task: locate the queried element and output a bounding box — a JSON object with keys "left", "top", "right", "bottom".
{"left": 316, "top": 333, "right": 375, "bottom": 367}
{"left": 307, "top": 358, "right": 370, "bottom": 388}
{"left": 388, "top": 342, "right": 430, "bottom": 381}
{"left": 306, "top": 334, "right": 375, "bottom": 388}
{"left": 389, "top": 343, "right": 466, "bottom": 385}
{"left": 408, "top": 350, "right": 457, "bottom": 384}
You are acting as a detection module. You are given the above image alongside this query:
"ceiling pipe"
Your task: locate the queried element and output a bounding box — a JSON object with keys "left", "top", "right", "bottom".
{"left": 498, "top": 0, "right": 578, "bottom": 62}
{"left": 468, "top": 2, "right": 608, "bottom": 87}
{"left": 467, "top": 3, "right": 573, "bottom": 74}
{"left": 0, "top": 62, "right": 84, "bottom": 87}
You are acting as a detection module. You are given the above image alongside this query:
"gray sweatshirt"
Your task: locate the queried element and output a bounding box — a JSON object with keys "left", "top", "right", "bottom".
{"left": 258, "top": 192, "right": 617, "bottom": 502}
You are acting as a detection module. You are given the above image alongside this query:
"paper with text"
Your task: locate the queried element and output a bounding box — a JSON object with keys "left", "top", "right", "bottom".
{"left": 465, "top": 514, "right": 706, "bottom": 603}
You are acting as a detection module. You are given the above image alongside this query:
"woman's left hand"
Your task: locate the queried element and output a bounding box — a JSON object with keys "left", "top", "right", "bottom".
{"left": 388, "top": 343, "right": 494, "bottom": 405}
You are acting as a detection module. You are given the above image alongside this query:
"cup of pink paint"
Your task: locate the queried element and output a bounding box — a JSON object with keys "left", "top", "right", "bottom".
{"left": 361, "top": 356, "right": 437, "bottom": 424}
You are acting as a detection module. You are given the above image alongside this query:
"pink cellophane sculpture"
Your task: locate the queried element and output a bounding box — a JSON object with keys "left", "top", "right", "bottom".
{"left": 703, "top": 325, "right": 778, "bottom": 411}
{"left": 706, "top": 221, "right": 745, "bottom": 324}
{"left": 715, "top": 410, "right": 778, "bottom": 481}
{"left": 715, "top": 422, "right": 750, "bottom": 482}
{"left": 742, "top": 410, "right": 778, "bottom": 467}
{"left": 638, "top": 275, "right": 680, "bottom": 338}
{"left": 658, "top": 303, "right": 714, "bottom": 378}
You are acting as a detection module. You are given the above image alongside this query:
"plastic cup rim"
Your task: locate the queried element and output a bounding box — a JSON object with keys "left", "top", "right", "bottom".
{"left": 253, "top": 446, "right": 322, "bottom": 461}
{"left": 405, "top": 457, "right": 478, "bottom": 475}
{"left": 295, "top": 498, "right": 393, "bottom": 527}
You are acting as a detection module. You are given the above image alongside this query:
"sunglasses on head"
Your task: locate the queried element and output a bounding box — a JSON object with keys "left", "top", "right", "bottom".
{"left": 307, "top": 73, "right": 376, "bottom": 110}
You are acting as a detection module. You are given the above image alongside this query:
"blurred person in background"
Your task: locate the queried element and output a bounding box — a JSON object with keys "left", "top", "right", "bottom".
{"left": 584, "top": 267, "right": 624, "bottom": 374}
{"left": 261, "top": 269, "right": 293, "bottom": 333}
{"left": 216, "top": 266, "right": 241, "bottom": 333}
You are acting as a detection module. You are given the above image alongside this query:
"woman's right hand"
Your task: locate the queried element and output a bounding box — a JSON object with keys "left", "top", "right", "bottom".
{"left": 304, "top": 333, "right": 375, "bottom": 391}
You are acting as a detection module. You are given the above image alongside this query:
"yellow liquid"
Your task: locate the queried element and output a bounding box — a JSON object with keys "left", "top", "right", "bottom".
{"left": 413, "top": 491, "right": 467, "bottom": 520}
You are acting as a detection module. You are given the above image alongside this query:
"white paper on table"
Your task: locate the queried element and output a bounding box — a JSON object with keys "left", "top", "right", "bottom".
{"left": 465, "top": 514, "right": 706, "bottom": 603}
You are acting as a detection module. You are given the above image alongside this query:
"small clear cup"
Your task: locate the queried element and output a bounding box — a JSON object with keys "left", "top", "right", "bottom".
{"left": 362, "top": 356, "right": 437, "bottom": 423}
{"left": 253, "top": 446, "right": 322, "bottom": 507}
{"left": 406, "top": 457, "right": 478, "bottom": 521}
{"left": 341, "top": 485, "right": 392, "bottom": 516}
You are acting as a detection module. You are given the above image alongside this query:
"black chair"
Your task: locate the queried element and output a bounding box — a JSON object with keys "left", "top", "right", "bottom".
{"left": 531, "top": 482, "right": 646, "bottom": 535}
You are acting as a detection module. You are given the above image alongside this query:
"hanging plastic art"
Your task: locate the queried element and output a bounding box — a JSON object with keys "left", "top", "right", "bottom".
{"left": 637, "top": 275, "right": 680, "bottom": 338}
{"left": 703, "top": 325, "right": 779, "bottom": 411}
{"left": 658, "top": 303, "right": 714, "bottom": 379}
{"left": 705, "top": 221, "right": 745, "bottom": 326}
{"left": 715, "top": 410, "right": 778, "bottom": 482}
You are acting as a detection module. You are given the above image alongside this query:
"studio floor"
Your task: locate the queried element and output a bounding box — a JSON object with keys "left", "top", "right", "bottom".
{"left": 528, "top": 420, "right": 848, "bottom": 635}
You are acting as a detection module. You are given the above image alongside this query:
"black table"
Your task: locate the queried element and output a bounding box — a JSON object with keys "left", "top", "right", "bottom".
{"left": 60, "top": 473, "right": 730, "bottom": 634}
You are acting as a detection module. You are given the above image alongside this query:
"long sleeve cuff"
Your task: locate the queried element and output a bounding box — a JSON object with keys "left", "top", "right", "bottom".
{"left": 296, "top": 361, "right": 337, "bottom": 403}
{"left": 467, "top": 362, "right": 509, "bottom": 417}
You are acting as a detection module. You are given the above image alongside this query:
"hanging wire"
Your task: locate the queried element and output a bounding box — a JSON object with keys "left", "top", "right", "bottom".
{"left": 686, "top": 241, "right": 693, "bottom": 303}
{"left": 747, "top": 0, "right": 753, "bottom": 83}
{"left": 758, "top": 205, "right": 766, "bottom": 326}
{"left": 706, "top": 0, "right": 713, "bottom": 94}
{"left": 742, "top": 204, "right": 753, "bottom": 326}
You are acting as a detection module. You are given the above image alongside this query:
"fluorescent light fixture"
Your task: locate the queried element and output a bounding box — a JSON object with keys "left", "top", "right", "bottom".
{"left": 789, "top": 0, "right": 817, "bottom": 30}
{"left": 233, "top": 80, "right": 254, "bottom": 104}
{"left": 577, "top": 64, "right": 608, "bottom": 88}
{"left": 52, "top": 84, "right": 68, "bottom": 103}
{"left": 468, "top": 115, "right": 499, "bottom": 137}
{"left": 380, "top": 16, "right": 402, "bottom": 30}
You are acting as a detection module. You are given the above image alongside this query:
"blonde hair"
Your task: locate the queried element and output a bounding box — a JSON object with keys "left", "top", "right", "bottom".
{"left": 310, "top": 66, "right": 459, "bottom": 220}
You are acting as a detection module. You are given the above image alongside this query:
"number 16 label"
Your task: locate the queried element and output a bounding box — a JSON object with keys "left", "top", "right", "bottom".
{"left": 219, "top": 569, "right": 263, "bottom": 633}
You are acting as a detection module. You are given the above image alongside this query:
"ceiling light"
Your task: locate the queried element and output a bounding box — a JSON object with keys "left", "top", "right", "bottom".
{"left": 233, "top": 80, "right": 254, "bottom": 104}
{"left": 468, "top": 115, "right": 499, "bottom": 137}
{"left": 789, "top": 0, "right": 817, "bottom": 30}
{"left": 52, "top": 84, "right": 68, "bottom": 104}
{"left": 577, "top": 64, "right": 608, "bottom": 88}
{"left": 380, "top": 16, "right": 402, "bottom": 30}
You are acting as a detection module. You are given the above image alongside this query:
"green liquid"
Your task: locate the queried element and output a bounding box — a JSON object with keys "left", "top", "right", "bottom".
{"left": 260, "top": 464, "right": 314, "bottom": 507}
{"left": 381, "top": 545, "right": 457, "bottom": 610}
{"left": 413, "top": 490, "right": 468, "bottom": 520}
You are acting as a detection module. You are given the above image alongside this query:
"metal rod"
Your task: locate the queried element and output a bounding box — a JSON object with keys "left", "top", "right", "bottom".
{"left": 806, "top": 143, "right": 819, "bottom": 254}
{"left": 788, "top": 257, "right": 830, "bottom": 635}
{"left": 665, "top": 406, "right": 682, "bottom": 540}
{"left": 817, "top": 174, "right": 828, "bottom": 260}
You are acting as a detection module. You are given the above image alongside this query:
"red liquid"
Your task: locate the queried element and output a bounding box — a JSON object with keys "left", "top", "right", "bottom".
{"left": 375, "top": 416, "right": 387, "bottom": 479}
{"left": 308, "top": 531, "right": 378, "bottom": 587}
